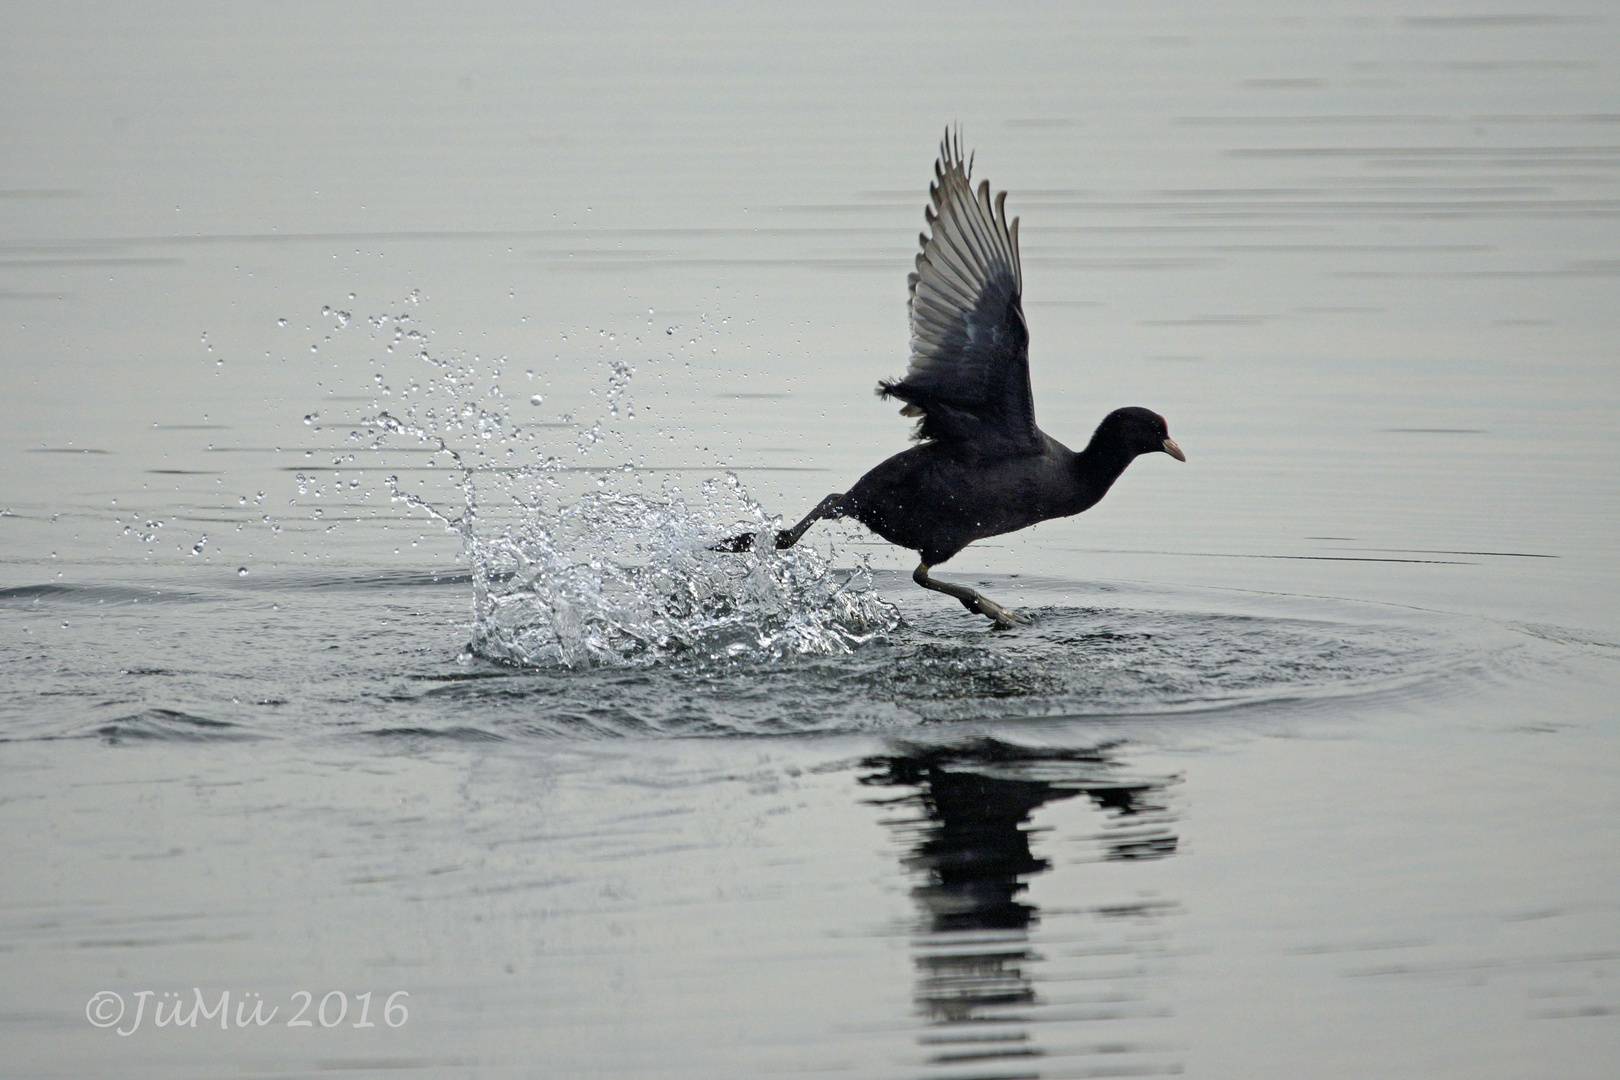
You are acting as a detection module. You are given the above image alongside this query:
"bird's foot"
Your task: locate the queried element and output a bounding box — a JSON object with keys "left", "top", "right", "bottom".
{"left": 710, "top": 531, "right": 757, "bottom": 553}
{"left": 964, "top": 594, "right": 1026, "bottom": 629}
{"left": 711, "top": 528, "right": 799, "bottom": 553}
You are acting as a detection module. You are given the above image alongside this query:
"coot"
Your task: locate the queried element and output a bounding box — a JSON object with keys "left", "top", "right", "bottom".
{"left": 719, "top": 130, "right": 1184, "bottom": 627}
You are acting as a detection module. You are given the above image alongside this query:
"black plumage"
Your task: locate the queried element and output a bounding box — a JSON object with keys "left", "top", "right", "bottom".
{"left": 719, "top": 131, "right": 1184, "bottom": 627}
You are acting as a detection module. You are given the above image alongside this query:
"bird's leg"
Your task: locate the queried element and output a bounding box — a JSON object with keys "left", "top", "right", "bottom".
{"left": 913, "top": 562, "right": 1026, "bottom": 628}
{"left": 712, "top": 493, "right": 844, "bottom": 553}
{"left": 774, "top": 492, "right": 845, "bottom": 548}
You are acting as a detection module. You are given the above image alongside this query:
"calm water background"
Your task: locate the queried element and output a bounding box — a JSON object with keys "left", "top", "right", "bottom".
{"left": 3, "top": 2, "right": 1618, "bottom": 1077}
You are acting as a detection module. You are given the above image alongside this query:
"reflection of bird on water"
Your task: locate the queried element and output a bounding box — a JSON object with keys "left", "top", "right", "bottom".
{"left": 868, "top": 751, "right": 1073, "bottom": 936}
{"left": 859, "top": 738, "right": 1178, "bottom": 1040}
{"left": 718, "top": 130, "right": 1184, "bottom": 627}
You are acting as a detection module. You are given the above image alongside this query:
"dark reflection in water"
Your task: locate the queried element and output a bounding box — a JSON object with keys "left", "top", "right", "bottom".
{"left": 859, "top": 738, "right": 1179, "bottom": 1079}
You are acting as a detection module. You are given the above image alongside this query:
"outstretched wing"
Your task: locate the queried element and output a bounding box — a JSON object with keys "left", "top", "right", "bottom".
{"left": 878, "top": 129, "right": 1037, "bottom": 452}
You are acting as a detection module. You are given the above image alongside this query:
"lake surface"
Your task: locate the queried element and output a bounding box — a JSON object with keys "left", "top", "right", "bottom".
{"left": 3, "top": 3, "right": 1618, "bottom": 1077}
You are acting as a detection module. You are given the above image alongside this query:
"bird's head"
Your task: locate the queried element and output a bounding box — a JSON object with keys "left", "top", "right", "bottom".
{"left": 1098, "top": 407, "right": 1185, "bottom": 462}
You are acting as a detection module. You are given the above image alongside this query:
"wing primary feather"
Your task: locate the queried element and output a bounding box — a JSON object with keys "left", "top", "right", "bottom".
{"left": 917, "top": 262, "right": 977, "bottom": 311}
{"left": 1008, "top": 217, "right": 1022, "bottom": 287}
{"left": 930, "top": 205, "right": 991, "bottom": 291}
{"left": 977, "top": 181, "right": 1013, "bottom": 277}
{"left": 941, "top": 167, "right": 995, "bottom": 273}
{"left": 919, "top": 238, "right": 984, "bottom": 306}
{"left": 966, "top": 179, "right": 1001, "bottom": 267}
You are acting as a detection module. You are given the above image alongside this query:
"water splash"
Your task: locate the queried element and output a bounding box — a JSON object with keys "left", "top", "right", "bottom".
{"left": 353, "top": 301, "right": 897, "bottom": 670}
{"left": 464, "top": 479, "right": 896, "bottom": 669}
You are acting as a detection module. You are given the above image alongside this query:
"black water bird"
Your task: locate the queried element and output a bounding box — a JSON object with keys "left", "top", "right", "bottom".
{"left": 718, "top": 131, "right": 1184, "bottom": 627}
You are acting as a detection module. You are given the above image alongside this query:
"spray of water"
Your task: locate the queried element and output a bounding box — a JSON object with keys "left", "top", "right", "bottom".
{"left": 351, "top": 300, "right": 898, "bottom": 670}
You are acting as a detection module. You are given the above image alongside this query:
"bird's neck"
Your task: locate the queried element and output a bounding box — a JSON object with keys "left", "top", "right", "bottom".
{"left": 1068, "top": 433, "right": 1136, "bottom": 513}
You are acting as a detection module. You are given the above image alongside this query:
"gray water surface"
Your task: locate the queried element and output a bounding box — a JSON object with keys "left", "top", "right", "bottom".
{"left": 3, "top": 4, "right": 1619, "bottom": 1078}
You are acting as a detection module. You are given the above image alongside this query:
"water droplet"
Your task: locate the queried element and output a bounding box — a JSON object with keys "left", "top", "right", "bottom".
{"left": 237, "top": 567, "right": 249, "bottom": 576}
